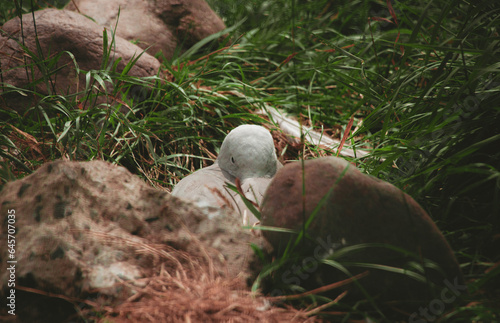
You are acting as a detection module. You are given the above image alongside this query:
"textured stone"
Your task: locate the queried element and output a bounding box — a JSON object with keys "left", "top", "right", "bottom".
{"left": 65, "top": 0, "right": 226, "bottom": 59}
{"left": 261, "top": 157, "right": 464, "bottom": 308}
{"left": 0, "top": 160, "right": 260, "bottom": 321}
{"left": 0, "top": 9, "right": 161, "bottom": 113}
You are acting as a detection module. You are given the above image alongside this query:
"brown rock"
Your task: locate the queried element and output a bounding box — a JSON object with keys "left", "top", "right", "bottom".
{"left": 65, "top": 0, "right": 227, "bottom": 60}
{"left": 261, "top": 157, "right": 464, "bottom": 309}
{"left": 0, "top": 9, "right": 161, "bottom": 113}
{"left": 0, "top": 160, "right": 260, "bottom": 321}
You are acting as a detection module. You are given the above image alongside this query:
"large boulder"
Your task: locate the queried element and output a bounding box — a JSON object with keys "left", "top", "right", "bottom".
{"left": 0, "top": 9, "right": 161, "bottom": 113}
{"left": 65, "top": 0, "right": 227, "bottom": 60}
{"left": 261, "top": 157, "right": 465, "bottom": 313}
{"left": 0, "top": 160, "right": 261, "bottom": 321}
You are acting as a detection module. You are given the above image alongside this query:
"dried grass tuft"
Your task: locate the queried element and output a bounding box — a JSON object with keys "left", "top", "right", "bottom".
{"left": 79, "top": 229, "right": 323, "bottom": 322}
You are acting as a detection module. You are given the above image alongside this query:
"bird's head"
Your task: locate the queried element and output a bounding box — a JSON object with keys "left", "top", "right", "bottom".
{"left": 217, "top": 125, "right": 278, "bottom": 180}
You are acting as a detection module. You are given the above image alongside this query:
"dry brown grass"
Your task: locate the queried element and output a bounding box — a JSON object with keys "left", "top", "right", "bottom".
{"left": 93, "top": 239, "right": 323, "bottom": 323}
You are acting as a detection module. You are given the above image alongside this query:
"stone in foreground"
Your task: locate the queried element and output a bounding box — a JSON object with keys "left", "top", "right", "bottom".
{"left": 0, "top": 160, "right": 260, "bottom": 321}
{"left": 261, "top": 157, "right": 464, "bottom": 310}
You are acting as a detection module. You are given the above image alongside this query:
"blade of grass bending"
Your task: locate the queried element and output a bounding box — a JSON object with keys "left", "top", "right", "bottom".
{"left": 322, "top": 258, "right": 384, "bottom": 318}
{"left": 225, "top": 182, "right": 261, "bottom": 220}
{"left": 37, "top": 105, "right": 57, "bottom": 137}
{"left": 330, "top": 242, "right": 422, "bottom": 260}
{"left": 175, "top": 18, "right": 247, "bottom": 63}
{"left": 0, "top": 150, "right": 32, "bottom": 174}
{"left": 251, "top": 258, "right": 290, "bottom": 293}
{"left": 336, "top": 114, "right": 355, "bottom": 157}
{"left": 90, "top": 73, "right": 108, "bottom": 94}
{"left": 340, "top": 262, "right": 427, "bottom": 283}
{"left": 252, "top": 225, "right": 296, "bottom": 234}
{"left": 250, "top": 243, "right": 266, "bottom": 262}
{"left": 57, "top": 120, "right": 73, "bottom": 143}
{"left": 468, "top": 262, "right": 499, "bottom": 293}
{"left": 267, "top": 271, "right": 369, "bottom": 302}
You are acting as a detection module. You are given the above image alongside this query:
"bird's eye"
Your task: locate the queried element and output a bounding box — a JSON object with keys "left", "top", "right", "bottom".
{"left": 231, "top": 157, "right": 235, "bottom": 164}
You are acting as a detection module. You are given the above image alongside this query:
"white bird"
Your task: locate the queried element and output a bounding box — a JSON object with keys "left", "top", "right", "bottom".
{"left": 171, "top": 124, "right": 281, "bottom": 225}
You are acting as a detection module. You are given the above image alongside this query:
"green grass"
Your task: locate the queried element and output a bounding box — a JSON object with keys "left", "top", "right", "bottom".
{"left": 1, "top": 0, "right": 499, "bottom": 321}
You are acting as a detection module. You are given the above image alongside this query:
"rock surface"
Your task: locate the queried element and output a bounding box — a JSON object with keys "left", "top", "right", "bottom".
{"left": 0, "top": 9, "right": 161, "bottom": 113}
{"left": 0, "top": 160, "right": 261, "bottom": 321}
{"left": 261, "top": 157, "right": 464, "bottom": 308}
{"left": 65, "top": 0, "right": 226, "bottom": 60}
